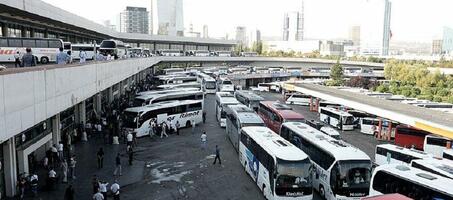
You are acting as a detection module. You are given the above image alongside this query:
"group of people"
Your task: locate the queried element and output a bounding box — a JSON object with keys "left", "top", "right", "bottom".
{"left": 148, "top": 119, "right": 181, "bottom": 138}
{"left": 91, "top": 175, "right": 121, "bottom": 200}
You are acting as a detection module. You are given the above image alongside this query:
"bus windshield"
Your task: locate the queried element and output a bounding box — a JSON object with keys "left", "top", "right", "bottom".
{"left": 123, "top": 111, "right": 139, "bottom": 129}
{"left": 223, "top": 80, "right": 232, "bottom": 85}
{"left": 100, "top": 41, "right": 116, "bottom": 48}
{"left": 332, "top": 160, "right": 371, "bottom": 196}
{"left": 343, "top": 116, "right": 355, "bottom": 125}
{"left": 205, "top": 81, "right": 216, "bottom": 89}
{"left": 275, "top": 159, "right": 312, "bottom": 197}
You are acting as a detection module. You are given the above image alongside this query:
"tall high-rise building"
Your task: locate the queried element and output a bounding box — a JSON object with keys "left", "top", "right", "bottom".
{"left": 442, "top": 27, "right": 453, "bottom": 54}
{"left": 236, "top": 26, "right": 247, "bottom": 46}
{"left": 151, "top": 0, "right": 184, "bottom": 36}
{"left": 119, "top": 7, "right": 149, "bottom": 34}
{"left": 432, "top": 39, "right": 443, "bottom": 55}
{"left": 248, "top": 29, "right": 261, "bottom": 47}
{"left": 282, "top": 0, "right": 304, "bottom": 41}
{"left": 360, "top": 0, "right": 392, "bottom": 56}
{"left": 203, "top": 25, "right": 209, "bottom": 38}
{"left": 349, "top": 26, "right": 361, "bottom": 46}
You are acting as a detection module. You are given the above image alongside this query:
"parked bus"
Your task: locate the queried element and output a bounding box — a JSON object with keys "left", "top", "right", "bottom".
{"left": 137, "top": 88, "right": 200, "bottom": 97}
{"left": 163, "top": 68, "right": 185, "bottom": 75}
{"left": 359, "top": 118, "right": 398, "bottom": 136}
{"left": 319, "top": 126, "right": 341, "bottom": 140}
{"left": 281, "top": 122, "right": 372, "bottom": 200}
{"left": 258, "top": 101, "right": 305, "bottom": 134}
{"left": 160, "top": 76, "right": 198, "bottom": 85}
{"left": 123, "top": 100, "right": 203, "bottom": 137}
{"left": 216, "top": 51, "right": 232, "bottom": 57}
{"left": 285, "top": 93, "right": 311, "bottom": 106}
{"left": 202, "top": 76, "right": 217, "bottom": 94}
{"left": 160, "top": 49, "right": 183, "bottom": 56}
{"left": 0, "top": 37, "right": 64, "bottom": 64}
{"left": 157, "top": 82, "right": 201, "bottom": 90}
{"left": 225, "top": 104, "right": 265, "bottom": 151}
{"left": 99, "top": 39, "right": 126, "bottom": 59}
{"left": 346, "top": 110, "right": 376, "bottom": 128}
{"left": 443, "top": 149, "right": 453, "bottom": 161}
{"left": 374, "top": 144, "right": 432, "bottom": 166}
{"left": 361, "top": 194, "right": 412, "bottom": 200}
{"left": 240, "top": 52, "right": 258, "bottom": 57}
{"left": 239, "top": 126, "right": 313, "bottom": 200}
{"left": 193, "top": 50, "right": 210, "bottom": 57}
{"left": 369, "top": 164, "right": 453, "bottom": 199}
{"left": 71, "top": 43, "right": 99, "bottom": 60}
{"left": 129, "top": 47, "right": 143, "bottom": 57}
{"left": 133, "top": 90, "right": 203, "bottom": 107}
{"left": 217, "top": 77, "right": 235, "bottom": 92}
{"left": 394, "top": 125, "right": 430, "bottom": 150}
{"left": 424, "top": 135, "right": 453, "bottom": 158}
{"left": 215, "top": 92, "right": 239, "bottom": 127}
{"left": 319, "top": 107, "right": 355, "bottom": 131}
{"left": 234, "top": 90, "right": 264, "bottom": 111}
{"left": 410, "top": 158, "right": 453, "bottom": 179}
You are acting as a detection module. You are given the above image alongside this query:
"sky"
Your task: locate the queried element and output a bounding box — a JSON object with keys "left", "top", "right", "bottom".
{"left": 41, "top": 0, "right": 453, "bottom": 42}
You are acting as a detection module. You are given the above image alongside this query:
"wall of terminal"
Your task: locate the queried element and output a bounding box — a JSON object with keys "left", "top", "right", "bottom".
{"left": 0, "top": 58, "right": 159, "bottom": 142}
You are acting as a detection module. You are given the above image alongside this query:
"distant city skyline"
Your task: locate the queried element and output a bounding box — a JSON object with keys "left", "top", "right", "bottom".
{"left": 42, "top": 0, "right": 453, "bottom": 42}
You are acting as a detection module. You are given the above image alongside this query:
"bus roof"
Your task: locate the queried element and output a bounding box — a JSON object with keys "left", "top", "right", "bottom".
{"left": 237, "top": 113, "right": 265, "bottom": 125}
{"left": 216, "top": 92, "right": 234, "bottom": 98}
{"left": 219, "top": 97, "right": 240, "bottom": 105}
{"left": 260, "top": 101, "right": 305, "bottom": 120}
{"left": 242, "top": 126, "right": 309, "bottom": 161}
{"left": 411, "top": 158, "right": 453, "bottom": 178}
{"left": 135, "top": 90, "right": 202, "bottom": 101}
{"left": 235, "top": 90, "right": 264, "bottom": 101}
{"left": 361, "top": 194, "right": 412, "bottom": 200}
{"left": 227, "top": 104, "right": 254, "bottom": 113}
{"left": 282, "top": 122, "right": 370, "bottom": 161}
{"left": 377, "top": 144, "right": 432, "bottom": 159}
{"left": 125, "top": 100, "right": 203, "bottom": 114}
{"left": 137, "top": 88, "right": 200, "bottom": 96}
{"left": 374, "top": 164, "right": 453, "bottom": 195}
{"left": 157, "top": 82, "right": 201, "bottom": 89}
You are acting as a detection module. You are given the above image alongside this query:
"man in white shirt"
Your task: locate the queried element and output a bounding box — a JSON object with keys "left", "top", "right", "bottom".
{"left": 127, "top": 132, "right": 133, "bottom": 146}
{"left": 48, "top": 168, "right": 57, "bottom": 190}
{"left": 98, "top": 181, "right": 109, "bottom": 199}
{"left": 200, "top": 131, "right": 207, "bottom": 150}
{"left": 110, "top": 180, "right": 120, "bottom": 200}
{"left": 93, "top": 189, "right": 104, "bottom": 200}
{"left": 58, "top": 141, "right": 64, "bottom": 160}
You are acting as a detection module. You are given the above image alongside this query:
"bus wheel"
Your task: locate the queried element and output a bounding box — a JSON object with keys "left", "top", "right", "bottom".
{"left": 319, "top": 185, "right": 326, "bottom": 199}
{"left": 186, "top": 121, "right": 191, "bottom": 127}
{"left": 40, "top": 57, "right": 49, "bottom": 64}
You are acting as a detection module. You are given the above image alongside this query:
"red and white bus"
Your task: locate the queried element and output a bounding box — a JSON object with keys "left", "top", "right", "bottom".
{"left": 394, "top": 125, "right": 430, "bottom": 150}
{"left": 0, "top": 37, "right": 64, "bottom": 64}
{"left": 257, "top": 101, "right": 304, "bottom": 134}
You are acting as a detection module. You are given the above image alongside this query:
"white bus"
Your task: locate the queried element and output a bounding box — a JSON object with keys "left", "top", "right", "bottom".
{"left": 216, "top": 51, "right": 232, "bottom": 57}
{"left": 285, "top": 93, "right": 311, "bottom": 106}
{"left": 160, "top": 76, "right": 198, "bottom": 85}
{"left": 239, "top": 126, "right": 313, "bottom": 200}
{"left": 133, "top": 90, "right": 204, "bottom": 107}
{"left": 157, "top": 82, "right": 201, "bottom": 90}
{"left": 0, "top": 37, "right": 64, "bottom": 64}
{"left": 198, "top": 74, "right": 217, "bottom": 94}
{"left": 234, "top": 90, "right": 264, "bottom": 111}
{"left": 215, "top": 92, "right": 239, "bottom": 127}
{"left": 369, "top": 164, "right": 453, "bottom": 199}
{"left": 160, "top": 49, "right": 183, "bottom": 56}
{"left": 281, "top": 122, "right": 372, "bottom": 200}
{"left": 99, "top": 39, "right": 127, "bottom": 59}
{"left": 410, "top": 158, "right": 453, "bottom": 179}
{"left": 129, "top": 47, "right": 143, "bottom": 58}
{"left": 319, "top": 107, "right": 355, "bottom": 131}
{"left": 137, "top": 88, "right": 200, "bottom": 97}
{"left": 63, "top": 42, "right": 72, "bottom": 54}
{"left": 240, "top": 52, "right": 258, "bottom": 57}
{"left": 319, "top": 126, "right": 341, "bottom": 140}
{"left": 225, "top": 104, "right": 265, "bottom": 151}
{"left": 443, "top": 149, "right": 453, "bottom": 161}
{"left": 163, "top": 68, "right": 185, "bottom": 75}
{"left": 123, "top": 100, "right": 203, "bottom": 137}
{"left": 217, "top": 77, "right": 235, "bottom": 92}
{"left": 71, "top": 44, "right": 99, "bottom": 60}
{"left": 193, "top": 50, "right": 210, "bottom": 57}
{"left": 424, "top": 135, "right": 453, "bottom": 158}
{"left": 374, "top": 144, "right": 432, "bottom": 166}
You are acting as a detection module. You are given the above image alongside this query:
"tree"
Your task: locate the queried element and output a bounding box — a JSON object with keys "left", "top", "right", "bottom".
{"left": 330, "top": 60, "right": 344, "bottom": 85}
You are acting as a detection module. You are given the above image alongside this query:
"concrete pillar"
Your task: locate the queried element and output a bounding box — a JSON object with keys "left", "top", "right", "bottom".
{"left": 21, "top": 27, "right": 26, "bottom": 37}
{"left": 3, "top": 138, "right": 17, "bottom": 197}
{"left": 78, "top": 101, "right": 86, "bottom": 125}
{"left": 94, "top": 93, "right": 102, "bottom": 117}
{"left": 1, "top": 23, "right": 7, "bottom": 37}
{"left": 52, "top": 114, "right": 61, "bottom": 145}
{"left": 44, "top": 29, "right": 48, "bottom": 38}
{"left": 30, "top": 28, "right": 35, "bottom": 38}
{"left": 108, "top": 87, "right": 114, "bottom": 104}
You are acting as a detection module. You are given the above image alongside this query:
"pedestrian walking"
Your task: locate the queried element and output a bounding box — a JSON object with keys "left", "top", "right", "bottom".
{"left": 43, "top": 156, "right": 49, "bottom": 170}
{"left": 51, "top": 145, "right": 58, "bottom": 167}
{"left": 191, "top": 120, "right": 196, "bottom": 134}
{"left": 93, "top": 189, "right": 104, "bottom": 200}
{"left": 97, "top": 148, "right": 105, "bottom": 169}
{"left": 58, "top": 141, "right": 64, "bottom": 161}
{"left": 18, "top": 177, "right": 26, "bottom": 200}
{"left": 79, "top": 50, "right": 87, "bottom": 63}
{"left": 30, "top": 172, "right": 39, "bottom": 197}
{"left": 213, "top": 145, "right": 221, "bottom": 165}
{"left": 203, "top": 111, "right": 206, "bottom": 123}
{"left": 21, "top": 48, "right": 36, "bottom": 67}
{"left": 148, "top": 120, "right": 155, "bottom": 138}
{"left": 161, "top": 122, "right": 168, "bottom": 138}
{"left": 96, "top": 51, "right": 105, "bottom": 61}
{"left": 110, "top": 180, "right": 120, "bottom": 200}
{"left": 175, "top": 121, "right": 180, "bottom": 135}
{"left": 61, "top": 159, "right": 68, "bottom": 183}
{"left": 113, "top": 153, "right": 122, "bottom": 176}
{"left": 69, "top": 156, "right": 76, "bottom": 179}
{"left": 127, "top": 146, "right": 133, "bottom": 166}
{"left": 126, "top": 132, "right": 133, "bottom": 146}
{"left": 56, "top": 47, "right": 69, "bottom": 65}
{"left": 201, "top": 131, "right": 207, "bottom": 150}
{"left": 64, "top": 184, "right": 75, "bottom": 200}
{"left": 14, "top": 51, "right": 21, "bottom": 67}
{"left": 99, "top": 181, "right": 109, "bottom": 199}
{"left": 47, "top": 168, "right": 57, "bottom": 190}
